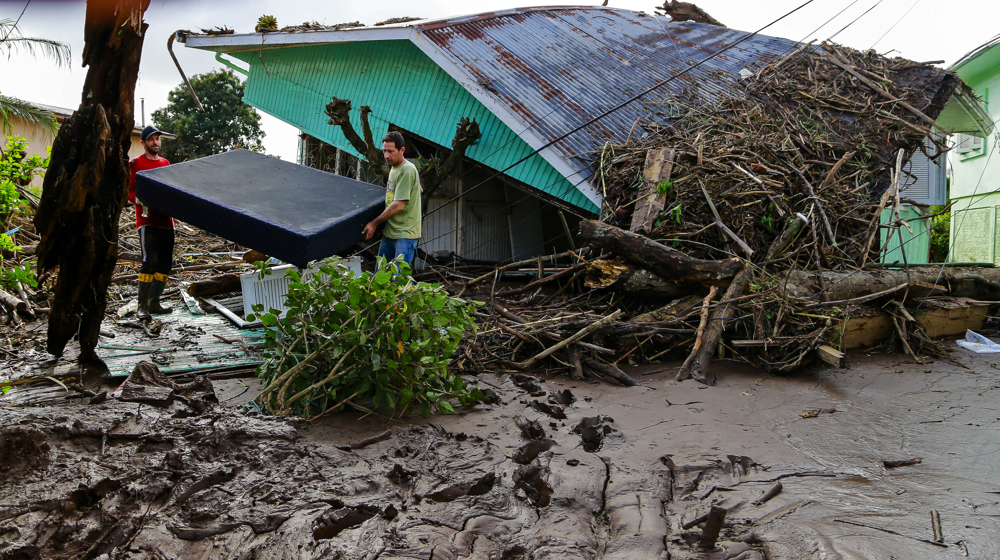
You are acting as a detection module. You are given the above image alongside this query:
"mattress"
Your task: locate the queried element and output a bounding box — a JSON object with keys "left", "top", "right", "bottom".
{"left": 134, "top": 149, "right": 385, "bottom": 267}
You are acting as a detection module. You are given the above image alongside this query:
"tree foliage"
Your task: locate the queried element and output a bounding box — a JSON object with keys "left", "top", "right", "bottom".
{"left": 152, "top": 69, "right": 264, "bottom": 162}
{"left": 252, "top": 257, "right": 483, "bottom": 418}
{"left": 0, "top": 18, "right": 70, "bottom": 135}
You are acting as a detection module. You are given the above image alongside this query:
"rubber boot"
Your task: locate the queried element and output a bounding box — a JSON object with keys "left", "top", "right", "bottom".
{"left": 149, "top": 278, "right": 173, "bottom": 315}
{"left": 137, "top": 280, "right": 153, "bottom": 322}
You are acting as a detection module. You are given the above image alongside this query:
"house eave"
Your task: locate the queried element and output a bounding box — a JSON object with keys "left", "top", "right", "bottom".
{"left": 181, "top": 27, "right": 411, "bottom": 53}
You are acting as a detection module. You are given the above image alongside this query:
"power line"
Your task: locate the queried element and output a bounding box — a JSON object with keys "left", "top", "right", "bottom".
{"left": 869, "top": 0, "right": 921, "bottom": 50}
{"left": 421, "top": 0, "right": 819, "bottom": 221}
{"left": 1, "top": 0, "right": 32, "bottom": 44}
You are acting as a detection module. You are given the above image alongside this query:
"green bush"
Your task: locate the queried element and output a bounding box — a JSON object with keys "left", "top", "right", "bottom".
{"left": 253, "top": 256, "right": 483, "bottom": 418}
{"left": 928, "top": 205, "right": 949, "bottom": 263}
{"left": 0, "top": 136, "right": 46, "bottom": 289}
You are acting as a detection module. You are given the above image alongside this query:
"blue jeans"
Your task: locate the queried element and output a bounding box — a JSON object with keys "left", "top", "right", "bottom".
{"left": 378, "top": 237, "right": 417, "bottom": 270}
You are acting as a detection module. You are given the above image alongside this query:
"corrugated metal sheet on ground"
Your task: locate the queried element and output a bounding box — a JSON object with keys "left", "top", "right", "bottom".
{"left": 96, "top": 308, "right": 265, "bottom": 377}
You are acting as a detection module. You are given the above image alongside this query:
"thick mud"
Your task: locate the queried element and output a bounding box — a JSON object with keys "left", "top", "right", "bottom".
{"left": 2, "top": 350, "right": 1000, "bottom": 559}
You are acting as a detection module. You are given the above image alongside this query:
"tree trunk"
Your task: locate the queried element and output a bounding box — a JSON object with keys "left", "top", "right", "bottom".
{"left": 577, "top": 220, "right": 743, "bottom": 286}
{"left": 784, "top": 267, "right": 1000, "bottom": 301}
{"left": 584, "top": 259, "right": 689, "bottom": 297}
{"left": 324, "top": 97, "right": 482, "bottom": 207}
{"left": 33, "top": 0, "right": 150, "bottom": 367}
{"left": 420, "top": 118, "right": 482, "bottom": 210}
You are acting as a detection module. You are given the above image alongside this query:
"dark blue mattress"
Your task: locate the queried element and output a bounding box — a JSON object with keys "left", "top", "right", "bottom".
{"left": 134, "top": 149, "right": 385, "bottom": 267}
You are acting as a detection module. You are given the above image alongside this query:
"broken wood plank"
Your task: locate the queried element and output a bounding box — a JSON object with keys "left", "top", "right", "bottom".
{"left": 630, "top": 148, "right": 674, "bottom": 233}
{"left": 815, "top": 345, "right": 846, "bottom": 368}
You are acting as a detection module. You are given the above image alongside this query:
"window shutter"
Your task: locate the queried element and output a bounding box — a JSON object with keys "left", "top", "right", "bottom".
{"left": 900, "top": 136, "right": 946, "bottom": 205}
{"left": 955, "top": 133, "right": 984, "bottom": 154}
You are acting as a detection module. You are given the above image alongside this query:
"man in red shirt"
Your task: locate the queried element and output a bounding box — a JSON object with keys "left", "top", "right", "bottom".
{"left": 129, "top": 126, "right": 173, "bottom": 321}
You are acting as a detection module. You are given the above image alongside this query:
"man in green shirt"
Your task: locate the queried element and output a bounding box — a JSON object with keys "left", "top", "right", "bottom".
{"left": 362, "top": 131, "right": 422, "bottom": 269}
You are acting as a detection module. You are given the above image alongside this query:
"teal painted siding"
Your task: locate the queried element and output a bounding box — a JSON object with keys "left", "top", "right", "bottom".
{"left": 879, "top": 207, "right": 931, "bottom": 265}
{"left": 231, "top": 41, "right": 597, "bottom": 212}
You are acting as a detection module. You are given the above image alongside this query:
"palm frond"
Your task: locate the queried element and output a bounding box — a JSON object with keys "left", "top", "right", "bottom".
{"left": 0, "top": 94, "right": 57, "bottom": 135}
{"left": 0, "top": 18, "right": 71, "bottom": 67}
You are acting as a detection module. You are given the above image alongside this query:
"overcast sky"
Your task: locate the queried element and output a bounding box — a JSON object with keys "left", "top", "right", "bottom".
{"left": 3, "top": 0, "right": 998, "bottom": 161}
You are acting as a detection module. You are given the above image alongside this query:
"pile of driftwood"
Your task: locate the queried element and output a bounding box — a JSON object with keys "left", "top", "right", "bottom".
{"left": 456, "top": 42, "right": 993, "bottom": 384}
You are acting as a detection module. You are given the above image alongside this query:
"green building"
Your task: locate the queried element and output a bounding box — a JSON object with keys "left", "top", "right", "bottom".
{"left": 948, "top": 36, "right": 1000, "bottom": 263}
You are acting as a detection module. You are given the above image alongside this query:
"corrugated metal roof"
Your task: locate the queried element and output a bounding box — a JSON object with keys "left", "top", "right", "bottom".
{"left": 186, "top": 7, "right": 803, "bottom": 212}
{"left": 415, "top": 8, "right": 800, "bottom": 194}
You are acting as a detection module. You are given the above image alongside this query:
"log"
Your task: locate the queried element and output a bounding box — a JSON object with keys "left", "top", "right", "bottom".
{"left": 698, "top": 506, "right": 726, "bottom": 549}
{"left": 785, "top": 268, "right": 1000, "bottom": 302}
{"left": 677, "top": 286, "right": 718, "bottom": 381}
{"left": 584, "top": 259, "right": 689, "bottom": 297}
{"left": 578, "top": 220, "right": 742, "bottom": 285}
{"left": 582, "top": 358, "right": 638, "bottom": 387}
{"left": 0, "top": 288, "right": 27, "bottom": 313}
{"left": 187, "top": 273, "right": 242, "bottom": 298}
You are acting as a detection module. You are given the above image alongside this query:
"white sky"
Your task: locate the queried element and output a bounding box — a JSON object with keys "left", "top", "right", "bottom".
{"left": 3, "top": 0, "right": 998, "bottom": 162}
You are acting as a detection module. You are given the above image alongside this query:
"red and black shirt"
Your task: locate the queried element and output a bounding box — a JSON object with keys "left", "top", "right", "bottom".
{"left": 129, "top": 154, "right": 173, "bottom": 229}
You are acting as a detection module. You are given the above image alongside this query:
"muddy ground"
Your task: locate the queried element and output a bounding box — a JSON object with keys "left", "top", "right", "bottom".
{"left": 2, "top": 348, "right": 999, "bottom": 560}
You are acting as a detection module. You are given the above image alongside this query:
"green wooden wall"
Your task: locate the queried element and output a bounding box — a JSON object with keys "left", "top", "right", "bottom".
{"left": 230, "top": 40, "right": 597, "bottom": 212}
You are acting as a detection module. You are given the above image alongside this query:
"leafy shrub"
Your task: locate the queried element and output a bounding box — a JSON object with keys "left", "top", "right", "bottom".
{"left": 253, "top": 256, "right": 483, "bottom": 418}
{"left": 0, "top": 136, "right": 46, "bottom": 289}
{"left": 928, "top": 205, "right": 949, "bottom": 263}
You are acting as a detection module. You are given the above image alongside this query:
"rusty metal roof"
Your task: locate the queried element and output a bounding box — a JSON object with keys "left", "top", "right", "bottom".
{"left": 414, "top": 7, "right": 800, "bottom": 188}
{"left": 186, "top": 7, "right": 803, "bottom": 209}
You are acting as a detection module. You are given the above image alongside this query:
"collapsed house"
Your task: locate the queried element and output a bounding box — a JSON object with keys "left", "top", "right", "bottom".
{"left": 179, "top": 6, "right": 985, "bottom": 263}
{"left": 173, "top": 6, "right": 997, "bottom": 383}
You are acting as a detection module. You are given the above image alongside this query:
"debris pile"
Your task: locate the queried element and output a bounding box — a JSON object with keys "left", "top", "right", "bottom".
{"left": 456, "top": 43, "right": 983, "bottom": 382}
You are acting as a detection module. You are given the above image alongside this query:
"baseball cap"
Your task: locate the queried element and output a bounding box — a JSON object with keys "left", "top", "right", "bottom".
{"left": 141, "top": 125, "right": 163, "bottom": 141}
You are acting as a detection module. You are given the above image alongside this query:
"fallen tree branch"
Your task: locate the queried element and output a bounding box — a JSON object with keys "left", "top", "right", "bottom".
{"left": 514, "top": 309, "right": 622, "bottom": 369}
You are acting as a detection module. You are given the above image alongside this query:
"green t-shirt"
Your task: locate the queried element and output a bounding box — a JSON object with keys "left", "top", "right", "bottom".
{"left": 384, "top": 159, "right": 422, "bottom": 239}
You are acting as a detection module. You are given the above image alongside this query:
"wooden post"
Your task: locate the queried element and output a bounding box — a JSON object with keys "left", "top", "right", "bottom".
{"left": 699, "top": 506, "right": 727, "bottom": 549}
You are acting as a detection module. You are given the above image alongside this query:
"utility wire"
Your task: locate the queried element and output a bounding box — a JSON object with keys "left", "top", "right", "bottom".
{"left": 421, "top": 0, "right": 818, "bottom": 221}
{"left": 420, "top": 0, "right": 892, "bottom": 261}
{"left": 869, "top": 0, "right": 921, "bottom": 50}
{"left": 1, "top": 0, "right": 31, "bottom": 44}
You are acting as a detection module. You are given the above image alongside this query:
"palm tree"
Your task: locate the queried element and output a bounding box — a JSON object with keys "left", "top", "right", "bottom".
{"left": 0, "top": 18, "right": 71, "bottom": 134}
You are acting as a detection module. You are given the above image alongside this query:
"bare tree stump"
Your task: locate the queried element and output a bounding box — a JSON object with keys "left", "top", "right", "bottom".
{"left": 33, "top": 0, "right": 151, "bottom": 369}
